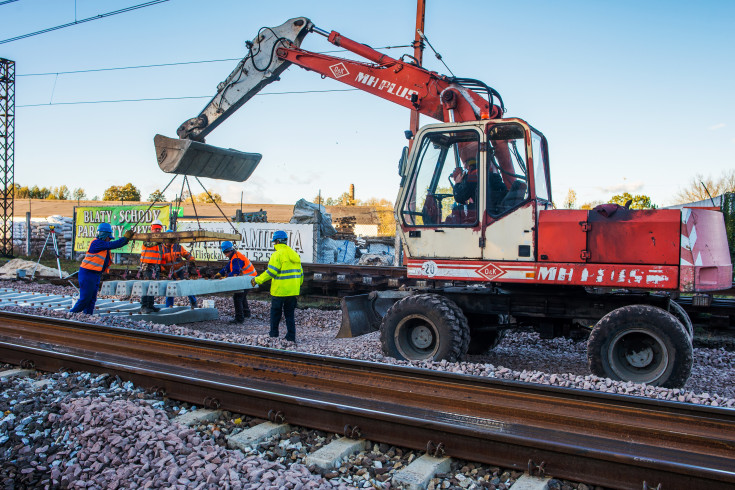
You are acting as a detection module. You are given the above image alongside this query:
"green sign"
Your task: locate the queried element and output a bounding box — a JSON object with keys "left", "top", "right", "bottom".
{"left": 74, "top": 204, "right": 171, "bottom": 254}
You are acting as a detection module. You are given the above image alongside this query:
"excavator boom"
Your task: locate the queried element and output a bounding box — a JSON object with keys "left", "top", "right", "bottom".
{"left": 155, "top": 16, "right": 504, "bottom": 181}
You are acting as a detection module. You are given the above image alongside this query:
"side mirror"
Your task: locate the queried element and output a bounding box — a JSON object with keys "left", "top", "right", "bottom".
{"left": 398, "top": 146, "right": 409, "bottom": 176}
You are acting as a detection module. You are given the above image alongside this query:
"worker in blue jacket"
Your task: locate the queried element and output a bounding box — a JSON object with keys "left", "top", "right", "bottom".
{"left": 70, "top": 223, "right": 134, "bottom": 315}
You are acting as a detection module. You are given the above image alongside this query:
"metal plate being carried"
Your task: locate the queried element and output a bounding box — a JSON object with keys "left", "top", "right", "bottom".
{"left": 155, "top": 134, "right": 262, "bottom": 182}
{"left": 131, "top": 230, "right": 241, "bottom": 243}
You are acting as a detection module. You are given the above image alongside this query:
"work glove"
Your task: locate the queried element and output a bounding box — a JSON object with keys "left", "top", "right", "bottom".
{"left": 124, "top": 229, "right": 135, "bottom": 239}
{"left": 214, "top": 273, "right": 223, "bottom": 279}
{"left": 251, "top": 277, "right": 257, "bottom": 287}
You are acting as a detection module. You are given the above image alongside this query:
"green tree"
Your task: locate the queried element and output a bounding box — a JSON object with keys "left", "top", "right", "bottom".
{"left": 610, "top": 192, "right": 655, "bottom": 209}
{"left": 72, "top": 188, "right": 87, "bottom": 201}
{"left": 49, "top": 185, "right": 70, "bottom": 200}
{"left": 193, "top": 190, "right": 222, "bottom": 203}
{"left": 103, "top": 183, "right": 141, "bottom": 201}
{"left": 148, "top": 189, "right": 166, "bottom": 202}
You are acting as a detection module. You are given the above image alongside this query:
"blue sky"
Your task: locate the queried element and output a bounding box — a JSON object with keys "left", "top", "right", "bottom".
{"left": 2, "top": 0, "right": 733, "bottom": 207}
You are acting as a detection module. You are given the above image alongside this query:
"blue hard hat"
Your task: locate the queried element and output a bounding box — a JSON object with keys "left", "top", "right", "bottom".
{"left": 97, "top": 223, "right": 113, "bottom": 234}
{"left": 220, "top": 241, "right": 234, "bottom": 253}
{"left": 272, "top": 230, "right": 288, "bottom": 242}
{"left": 166, "top": 229, "right": 174, "bottom": 232}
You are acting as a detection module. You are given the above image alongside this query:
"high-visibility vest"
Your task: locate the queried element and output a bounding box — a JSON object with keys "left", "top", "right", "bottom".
{"left": 80, "top": 243, "right": 111, "bottom": 274}
{"left": 229, "top": 251, "right": 256, "bottom": 276}
{"left": 163, "top": 244, "right": 190, "bottom": 272}
{"left": 141, "top": 244, "right": 163, "bottom": 264}
{"left": 254, "top": 243, "right": 303, "bottom": 297}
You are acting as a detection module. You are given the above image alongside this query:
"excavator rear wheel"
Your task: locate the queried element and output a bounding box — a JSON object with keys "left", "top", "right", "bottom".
{"left": 380, "top": 294, "right": 470, "bottom": 362}
{"left": 587, "top": 304, "right": 692, "bottom": 388}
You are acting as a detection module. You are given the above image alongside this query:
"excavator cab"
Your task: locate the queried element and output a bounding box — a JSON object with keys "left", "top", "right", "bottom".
{"left": 396, "top": 119, "right": 550, "bottom": 262}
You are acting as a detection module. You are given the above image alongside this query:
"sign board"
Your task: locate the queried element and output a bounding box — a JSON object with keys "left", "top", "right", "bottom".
{"left": 177, "top": 221, "right": 316, "bottom": 263}
{"left": 73, "top": 204, "right": 171, "bottom": 254}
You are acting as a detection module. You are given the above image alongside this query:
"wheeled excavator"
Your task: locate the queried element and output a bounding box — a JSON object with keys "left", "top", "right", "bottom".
{"left": 154, "top": 17, "right": 732, "bottom": 388}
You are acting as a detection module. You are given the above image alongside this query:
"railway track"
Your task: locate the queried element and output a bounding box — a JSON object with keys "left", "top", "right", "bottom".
{"left": 0, "top": 311, "right": 733, "bottom": 489}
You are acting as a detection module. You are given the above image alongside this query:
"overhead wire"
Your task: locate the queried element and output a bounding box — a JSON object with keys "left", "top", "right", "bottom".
{"left": 0, "top": 0, "right": 170, "bottom": 45}
{"left": 16, "top": 89, "right": 360, "bottom": 107}
{"left": 16, "top": 45, "right": 413, "bottom": 77}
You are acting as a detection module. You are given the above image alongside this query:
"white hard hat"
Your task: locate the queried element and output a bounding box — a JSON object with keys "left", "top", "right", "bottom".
{"left": 151, "top": 219, "right": 163, "bottom": 226}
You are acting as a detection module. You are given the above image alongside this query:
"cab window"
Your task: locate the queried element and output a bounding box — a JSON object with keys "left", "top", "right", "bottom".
{"left": 486, "top": 124, "right": 529, "bottom": 217}
{"left": 401, "top": 130, "right": 480, "bottom": 226}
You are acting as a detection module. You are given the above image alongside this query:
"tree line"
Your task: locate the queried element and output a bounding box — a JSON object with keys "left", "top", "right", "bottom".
{"left": 12, "top": 183, "right": 223, "bottom": 203}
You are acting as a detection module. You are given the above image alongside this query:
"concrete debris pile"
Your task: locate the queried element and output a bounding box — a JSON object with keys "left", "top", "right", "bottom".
{"left": 11, "top": 216, "right": 74, "bottom": 259}
{"left": 0, "top": 258, "right": 69, "bottom": 280}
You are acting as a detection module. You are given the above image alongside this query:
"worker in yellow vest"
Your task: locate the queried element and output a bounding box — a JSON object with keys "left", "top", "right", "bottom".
{"left": 252, "top": 230, "right": 303, "bottom": 342}
{"left": 139, "top": 219, "right": 164, "bottom": 313}
{"left": 214, "top": 241, "right": 256, "bottom": 323}
{"left": 70, "top": 223, "right": 134, "bottom": 314}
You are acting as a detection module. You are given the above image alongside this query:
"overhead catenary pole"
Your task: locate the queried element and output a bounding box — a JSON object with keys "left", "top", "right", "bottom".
{"left": 408, "top": 0, "right": 426, "bottom": 145}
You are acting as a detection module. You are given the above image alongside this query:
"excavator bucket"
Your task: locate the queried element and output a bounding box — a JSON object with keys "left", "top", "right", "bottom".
{"left": 154, "top": 134, "right": 262, "bottom": 182}
{"left": 337, "top": 291, "right": 409, "bottom": 338}
{"left": 337, "top": 294, "right": 381, "bottom": 338}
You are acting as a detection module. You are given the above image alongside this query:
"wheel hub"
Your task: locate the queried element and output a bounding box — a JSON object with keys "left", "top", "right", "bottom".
{"left": 411, "top": 325, "right": 433, "bottom": 349}
{"left": 625, "top": 347, "right": 654, "bottom": 368}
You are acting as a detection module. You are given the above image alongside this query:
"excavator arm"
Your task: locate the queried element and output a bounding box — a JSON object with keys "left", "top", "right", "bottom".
{"left": 158, "top": 17, "right": 505, "bottom": 181}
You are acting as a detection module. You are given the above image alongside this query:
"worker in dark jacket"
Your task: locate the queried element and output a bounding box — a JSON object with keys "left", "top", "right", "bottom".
{"left": 252, "top": 230, "right": 303, "bottom": 342}
{"left": 214, "top": 241, "right": 256, "bottom": 323}
{"left": 70, "top": 223, "right": 133, "bottom": 315}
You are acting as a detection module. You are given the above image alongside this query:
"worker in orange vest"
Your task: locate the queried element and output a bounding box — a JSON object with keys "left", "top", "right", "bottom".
{"left": 70, "top": 223, "right": 134, "bottom": 315}
{"left": 214, "top": 241, "right": 256, "bottom": 323}
{"left": 139, "top": 219, "right": 165, "bottom": 313}
{"left": 162, "top": 231, "right": 197, "bottom": 309}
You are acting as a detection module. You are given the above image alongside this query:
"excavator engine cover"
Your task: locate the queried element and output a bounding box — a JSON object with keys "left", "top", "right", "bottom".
{"left": 154, "top": 134, "right": 261, "bottom": 182}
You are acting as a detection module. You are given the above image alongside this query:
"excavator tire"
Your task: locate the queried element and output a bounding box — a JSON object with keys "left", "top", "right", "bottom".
{"left": 380, "top": 293, "right": 470, "bottom": 362}
{"left": 587, "top": 304, "right": 692, "bottom": 388}
{"left": 669, "top": 300, "right": 694, "bottom": 340}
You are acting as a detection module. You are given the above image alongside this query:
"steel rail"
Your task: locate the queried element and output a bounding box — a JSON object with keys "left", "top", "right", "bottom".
{"left": 0, "top": 311, "right": 733, "bottom": 489}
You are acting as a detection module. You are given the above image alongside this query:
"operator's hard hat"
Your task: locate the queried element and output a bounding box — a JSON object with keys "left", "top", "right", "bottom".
{"left": 220, "top": 241, "right": 234, "bottom": 253}
{"left": 97, "top": 223, "right": 113, "bottom": 234}
{"left": 272, "top": 230, "right": 288, "bottom": 243}
{"left": 458, "top": 141, "right": 478, "bottom": 165}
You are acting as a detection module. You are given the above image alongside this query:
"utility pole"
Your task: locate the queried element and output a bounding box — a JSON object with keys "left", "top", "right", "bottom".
{"left": 408, "top": 0, "right": 426, "bottom": 144}
{"left": 0, "top": 58, "right": 14, "bottom": 257}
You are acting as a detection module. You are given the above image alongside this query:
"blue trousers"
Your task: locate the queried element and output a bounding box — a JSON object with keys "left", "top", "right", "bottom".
{"left": 270, "top": 296, "right": 297, "bottom": 341}
{"left": 165, "top": 269, "right": 196, "bottom": 307}
{"left": 70, "top": 268, "right": 101, "bottom": 315}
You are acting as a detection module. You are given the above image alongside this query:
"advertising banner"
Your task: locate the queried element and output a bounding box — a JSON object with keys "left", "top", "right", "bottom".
{"left": 73, "top": 204, "right": 171, "bottom": 254}
{"left": 177, "top": 221, "right": 316, "bottom": 263}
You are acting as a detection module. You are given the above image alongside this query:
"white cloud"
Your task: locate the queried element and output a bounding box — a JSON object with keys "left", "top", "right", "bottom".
{"left": 708, "top": 123, "right": 726, "bottom": 130}
{"left": 597, "top": 180, "right": 645, "bottom": 194}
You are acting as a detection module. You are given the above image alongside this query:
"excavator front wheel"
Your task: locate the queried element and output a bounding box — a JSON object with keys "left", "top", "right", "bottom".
{"left": 380, "top": 294, "right": 470, "bottom": 362}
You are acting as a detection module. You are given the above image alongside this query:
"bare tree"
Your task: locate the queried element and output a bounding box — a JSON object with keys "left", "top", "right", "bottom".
{"left": 674, "top": 170, "right": 735, "bottom": 204}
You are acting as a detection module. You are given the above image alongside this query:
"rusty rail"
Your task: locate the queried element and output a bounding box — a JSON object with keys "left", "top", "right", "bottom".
{"left": 0, "top": 310, "right": 733, "bottom": 489}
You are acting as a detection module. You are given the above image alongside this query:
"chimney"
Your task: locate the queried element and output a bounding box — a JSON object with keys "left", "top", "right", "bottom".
{"left": 349, "top": 184, "right": 355, "bottom": 202}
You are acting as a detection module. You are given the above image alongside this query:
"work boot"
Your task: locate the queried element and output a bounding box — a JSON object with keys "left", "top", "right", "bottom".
{"left": 229, "top": 318, "right": 243, "bottom": 324}
{"left": 244, "top": 310, "right": 251, "bottom": 318}
{"left": 140, "top": 306, "right": 155, "bottom": 314}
